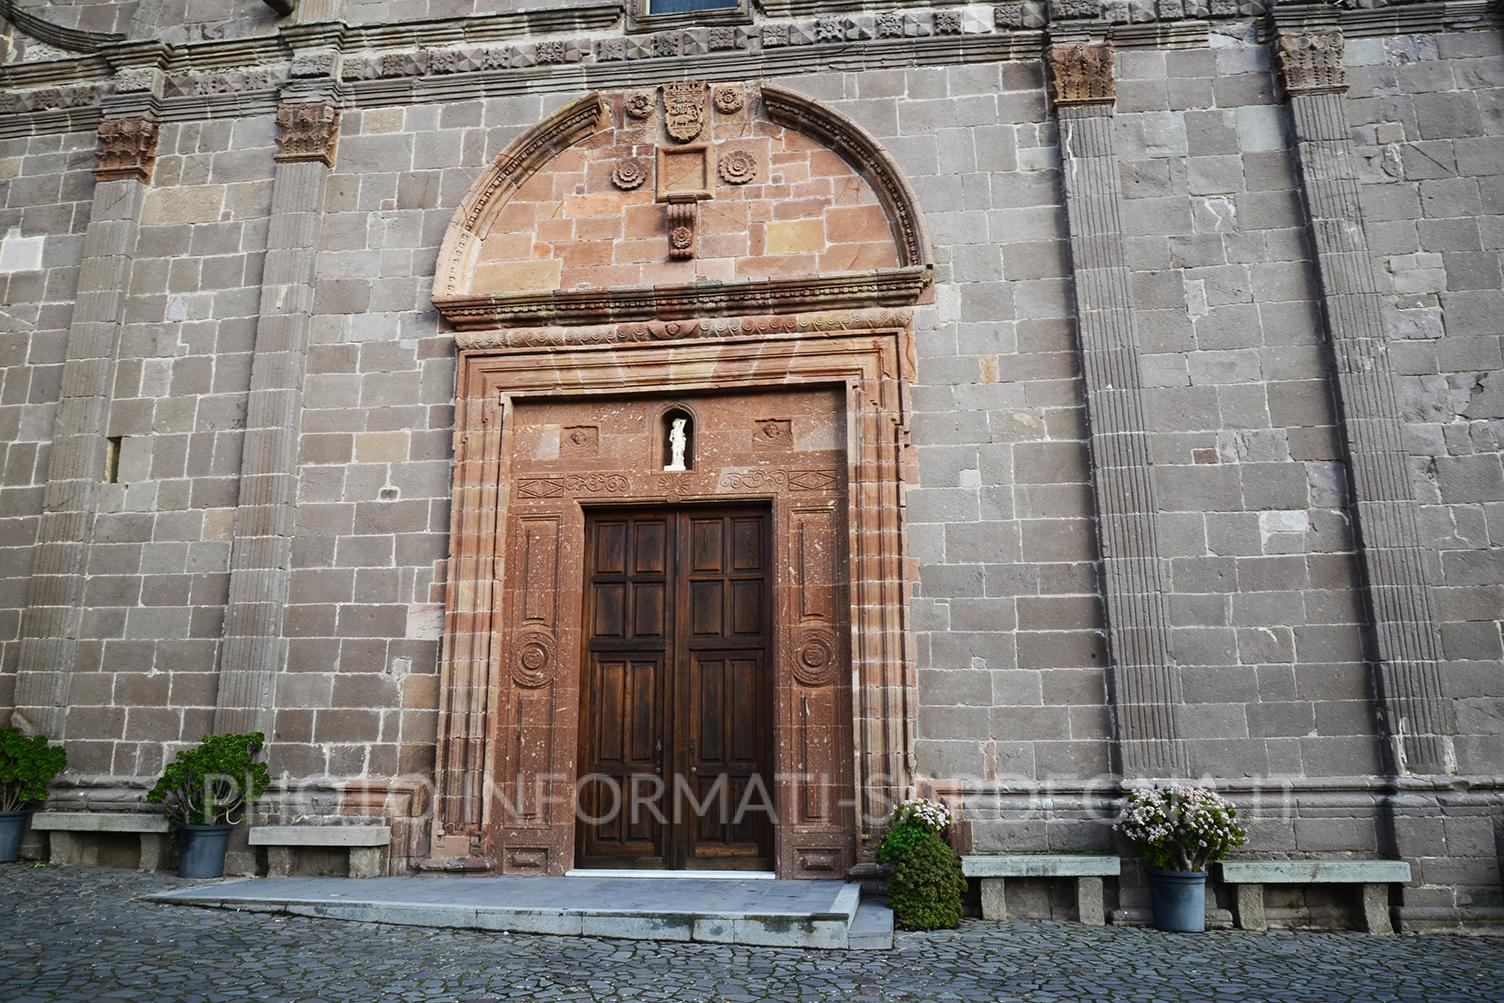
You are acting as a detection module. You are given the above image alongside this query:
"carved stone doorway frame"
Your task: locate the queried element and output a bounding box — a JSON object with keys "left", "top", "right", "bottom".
{"left": 431, "top": 311, "right": 917, "bottom": 877}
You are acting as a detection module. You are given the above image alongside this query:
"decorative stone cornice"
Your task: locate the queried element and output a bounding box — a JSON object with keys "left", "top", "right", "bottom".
{"left": 438, "top": 268, "right": 932, "bottom": 331}
{"left": 1274, "top": 30, "right": 1347, "bottom": 96}
{"left": 454, "top": 307, "right": 915, "bottom": 351}
{"left": 273, "top": 101, "right": 341, "bottom": 166}
{"left": 1047, "top": 40, "right": 1115, "bottom": 107}
{"left": 93, "top": 116, "right": 160, "bottom": 183}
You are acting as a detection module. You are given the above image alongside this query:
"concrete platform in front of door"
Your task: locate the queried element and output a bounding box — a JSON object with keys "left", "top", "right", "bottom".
{"left": 143, "top": 875, "right": 894, "bottom": 950}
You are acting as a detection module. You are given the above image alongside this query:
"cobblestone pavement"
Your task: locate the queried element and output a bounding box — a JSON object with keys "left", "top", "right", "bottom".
{"left": 2, "top": 866, "right": 1502, "bottom": 1002}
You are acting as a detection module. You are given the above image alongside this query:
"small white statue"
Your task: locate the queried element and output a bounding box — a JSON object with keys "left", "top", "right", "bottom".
{"left": 665, "top": 417, "right": 689, "bottom": 472}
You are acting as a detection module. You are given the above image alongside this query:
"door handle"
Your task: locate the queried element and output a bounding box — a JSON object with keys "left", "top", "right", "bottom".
{"left": 688, "top": 741, "right": 697, "bottom": 775}
{"left": 655, "top": 740, "right": 663, "bottom": 775}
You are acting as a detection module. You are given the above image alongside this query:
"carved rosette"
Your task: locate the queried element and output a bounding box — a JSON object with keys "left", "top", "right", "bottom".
{"left": 1275, "top": 31, "right": 1347, "bottom": 96}
{"left": 1047, "top": 41, "right": 1116, "bottom": 108}
{"left": 718, "top": 149, "right": 758, "bottom": 186}
{"left": 793, "top": 627, "right": 839, "bottom": 687}
{"left": 667, "top": 198, "right": 697, "bottom": 260}
{"left": 94, "top": 117, "right": 161, "bottom": 184}
{"left": 714, "top": 85, "right": 744, "bottom": 114}
{"left": 661, "top": 80, "right": 708, "bottom": 143}
{"left": 274, "top": 102, "right": 342, "bottom": 167}
{"left": 612, "top": 158, "right": 648, "bottom": 190}
{"left": 625, "top": 91, "right": 654, "bottom": 119}
{"left": 513, "top": 630, "right": 556, "bottom": 688}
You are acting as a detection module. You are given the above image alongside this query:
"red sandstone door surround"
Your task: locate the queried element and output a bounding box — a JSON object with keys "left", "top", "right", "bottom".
{"left": 428, "top": 82, "right": 931, "bottom": 878}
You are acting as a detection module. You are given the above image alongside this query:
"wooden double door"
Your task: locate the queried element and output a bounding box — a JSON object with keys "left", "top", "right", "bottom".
{"left": 576, "top": 506, "right": 775, "bottom": 871}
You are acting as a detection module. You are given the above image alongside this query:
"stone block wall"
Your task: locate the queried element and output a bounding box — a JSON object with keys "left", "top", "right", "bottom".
{"left": 0, "top": 0, "right": 1500, "bottom": 924}
{"left": 0, "top": 127, "right": 97, "bottom": 717}
{"left": 1347, "top": 30, "right": 1504, "bottom": 776}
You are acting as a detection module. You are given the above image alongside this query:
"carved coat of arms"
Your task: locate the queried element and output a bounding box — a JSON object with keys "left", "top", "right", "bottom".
{"left": 660, "top": 80, "right": 707, "bottom": 143}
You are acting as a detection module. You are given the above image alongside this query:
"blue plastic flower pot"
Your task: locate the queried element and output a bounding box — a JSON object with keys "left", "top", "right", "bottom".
{"left": 1149, "top": 868, "right": 1207, "bottom": 932}
{"left": 0, "top": 810, "right": 27, "bottom": 863}
{"left": 177, "top": 823, "right": 234, "bottom": 878}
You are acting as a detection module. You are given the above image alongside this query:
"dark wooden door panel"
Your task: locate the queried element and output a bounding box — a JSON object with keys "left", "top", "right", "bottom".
{"left": 579, "top": 505, "right": 772, "bottom": 871}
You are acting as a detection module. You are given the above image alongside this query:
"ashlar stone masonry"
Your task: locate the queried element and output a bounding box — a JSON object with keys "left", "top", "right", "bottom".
{"left": 0, "top": 0, "right": 1500, "bottom": 930}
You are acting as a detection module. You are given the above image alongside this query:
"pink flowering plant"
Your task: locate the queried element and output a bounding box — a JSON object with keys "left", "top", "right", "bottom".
{"left": 1113, "top": 784, "right": 1247, "bottom": 872}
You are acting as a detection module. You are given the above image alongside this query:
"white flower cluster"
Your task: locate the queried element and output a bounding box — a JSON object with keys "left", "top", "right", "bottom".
{"left": 893, "top": 796, "right": 952, "bottom": 835}
{"left": 1113, "top": 784, "right": 1248, "bottom": 872}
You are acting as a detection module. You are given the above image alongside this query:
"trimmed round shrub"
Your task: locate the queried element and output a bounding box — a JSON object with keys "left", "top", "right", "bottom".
{"left": 887, "top": 831, "right": 965, "bottom": 931}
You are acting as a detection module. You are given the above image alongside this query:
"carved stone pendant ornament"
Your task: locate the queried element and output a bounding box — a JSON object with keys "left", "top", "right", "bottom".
{"left": 714, "top": 85, "right": 744, "bottom": 114}
{"left": 661, "top": 80, "right": 708, "bottom": 143}
{"left": 718, "top": 149, "right": 758, "bottom": 186}
{"left": 625, "top": 91, "right": 654, "bottom": 119}
{"left": 667, "top": 198, "right": 697, "bottom": 260}
{"left": 612, "top": 158, "right": 648, "bottom": 190}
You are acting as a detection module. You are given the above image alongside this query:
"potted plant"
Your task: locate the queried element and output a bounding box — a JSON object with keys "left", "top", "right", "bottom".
{"left": 0, "top": 727, "right": 67, "bottom": 863}
{"left": 878, "top": 796, "right": 965, "bottom": 931}
{"left": 1115, "top": 784, "right": 1247, "bottom": 932}
{"left": 148, "top": 732, "right": 270, "bottom": 878}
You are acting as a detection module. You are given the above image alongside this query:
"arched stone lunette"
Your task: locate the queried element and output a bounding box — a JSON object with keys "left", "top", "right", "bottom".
{"left": 432, "top": 92, "right": 609, "bottom": 301}
{"left": 430, "top": 83, "right": 933, "bottom": 328}
{"left": 758, "top": 84, "right": 933, "bottom": 275}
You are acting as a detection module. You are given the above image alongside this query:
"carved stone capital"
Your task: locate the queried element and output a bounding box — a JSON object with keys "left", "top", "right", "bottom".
{"left": 94, "top": 116, "right": 160, "bottom": 183}
{"left": 1048, "top": 41, "right": 1116, "bottom": 108}
{"left": 1275, "top": 31, "right": 1346, "bottom": 96}
{"left": 274, "top": 101, "right": 341, "bottom": 166}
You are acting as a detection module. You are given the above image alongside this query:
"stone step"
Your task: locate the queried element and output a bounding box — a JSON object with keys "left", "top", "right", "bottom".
{"left": 147, "top": 875, "right": 889, "bottom": 950}
{"left": 848, "top": 897, "right": 895, "bottom": 950}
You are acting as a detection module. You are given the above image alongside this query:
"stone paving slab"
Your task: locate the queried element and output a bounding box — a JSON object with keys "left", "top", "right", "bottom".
{"left": 4, "top": 866, "right": 1503, "bottom": 1002}
{"left": 146, "top": 874, "right": 867, "bottom": 949}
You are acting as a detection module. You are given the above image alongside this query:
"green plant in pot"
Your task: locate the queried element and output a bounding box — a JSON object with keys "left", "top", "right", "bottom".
{"left": 0, "top": 727, "right": 67, "bottom": 863}
{"left": 1114, "top": 784, "right": 1247, "bottom": 932}
{"left": 148, "top": 732, "right": 270, "bottom": 878}
{"left": 878, "top": 796, "right": 965, "bottom": 931}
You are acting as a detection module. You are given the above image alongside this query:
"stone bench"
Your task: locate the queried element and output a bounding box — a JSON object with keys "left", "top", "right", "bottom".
{"left": 1219, "top": 859, "right": 1412, "bottom": 934}
{"left": 249, "top": 825, "right": 391, "bottom": 878}
{"left": 30, "top": 812, "right": 170, "bottom": 870}
{"left": 962, "top": 854, "right": 1121, "bottom": 925}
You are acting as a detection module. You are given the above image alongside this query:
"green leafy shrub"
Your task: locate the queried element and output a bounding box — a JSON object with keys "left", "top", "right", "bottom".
{"left": 877, "top": 795, "right": 952, "bottom": 864}
{"left": 887, "top": 831, "right": 965, "bottom": 931}
{"left": 147, "top": 732, "right": 270, "bottom": 827}
{"left": 0, "top": 727, "right": 67, "bottom": 812}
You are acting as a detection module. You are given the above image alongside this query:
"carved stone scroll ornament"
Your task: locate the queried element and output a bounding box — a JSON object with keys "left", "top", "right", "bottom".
{"left": 718, "top": 149, "right": 758, "bottom": 186}
{"left": 1048, "top": 41, "right": 1116, "bottom": 108}
{"left": 274, "top": 102, "right": 341, "bottom": 167}
{"left": 661, "top": 80, "right": 708, "bottom": 142}
{"left": 94, "top": 117, "right": 160, "bottom": 183}
{"left": 1274, "top": 31, "right": 1347, "bottom": 96}
{"left": 667, "top": 198, "right": 697, "bottom": 260}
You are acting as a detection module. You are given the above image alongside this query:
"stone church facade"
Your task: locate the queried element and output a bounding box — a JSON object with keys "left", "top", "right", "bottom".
{"left": 1, "top": 0, "right": 1501, "bottom": 928}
